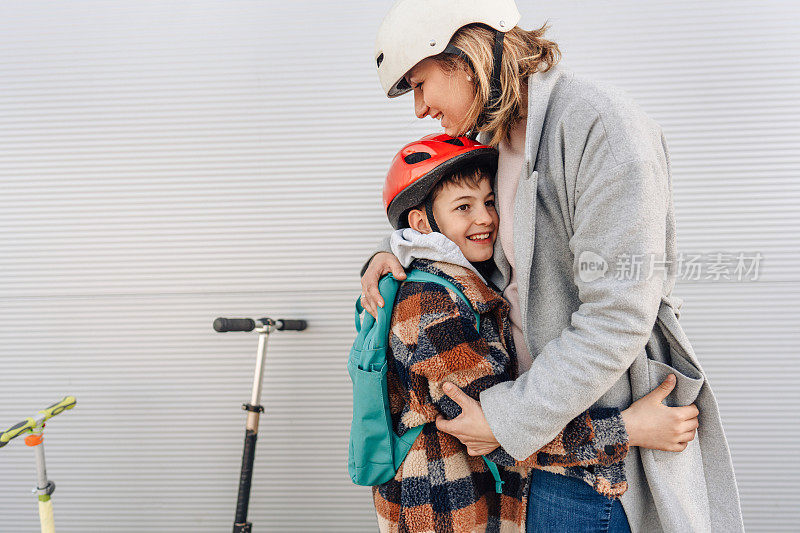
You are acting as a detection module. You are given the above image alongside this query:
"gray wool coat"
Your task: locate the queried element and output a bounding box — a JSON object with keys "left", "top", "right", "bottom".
{"left": 366, "top": 64, "right": 744, "bottom": 532}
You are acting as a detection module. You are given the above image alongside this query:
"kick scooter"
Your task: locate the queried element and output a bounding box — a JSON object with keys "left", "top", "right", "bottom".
{"left": 0, "top": 396, "right": 77, "bottom": 533}
{"left": 214, "top": 316, "right": 307, "bottom": 533}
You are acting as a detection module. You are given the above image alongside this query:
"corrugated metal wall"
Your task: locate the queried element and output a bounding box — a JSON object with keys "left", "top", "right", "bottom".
{"left": 0, "top": 1, "right": 797, "bottom": 531}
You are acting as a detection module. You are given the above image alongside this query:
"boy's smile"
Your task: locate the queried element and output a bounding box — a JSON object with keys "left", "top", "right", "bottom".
{"left": 466, "top": 231, "right": 492, "bottom": 244}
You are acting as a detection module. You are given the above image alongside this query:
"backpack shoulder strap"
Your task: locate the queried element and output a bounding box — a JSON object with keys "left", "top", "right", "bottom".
{"left": 392, "top": 424, "right": 424, "bottom": 471}
{"left": 404, "top": 269, "right": 480, "bottom": 331}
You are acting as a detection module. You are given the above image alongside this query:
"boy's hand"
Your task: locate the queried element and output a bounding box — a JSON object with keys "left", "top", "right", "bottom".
{"left": 360, "top": 252, "right": 406, "bottom": 318}
{"left": 622, "top": 374, "right": 700, "bottom": 452}
{"left": 435, "top": 382, "right": 500, "bottom": 456}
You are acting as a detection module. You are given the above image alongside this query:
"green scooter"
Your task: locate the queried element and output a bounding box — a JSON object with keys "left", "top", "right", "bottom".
{"left": 1, "top": 396, "right": 77, "bottom": 533}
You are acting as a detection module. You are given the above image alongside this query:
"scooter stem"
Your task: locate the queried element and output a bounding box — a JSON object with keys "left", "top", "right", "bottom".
{"left": 233, "top": 320, "right": 274, "bottom": 533}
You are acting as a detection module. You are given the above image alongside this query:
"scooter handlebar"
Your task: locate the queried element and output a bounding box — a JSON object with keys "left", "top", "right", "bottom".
{"left": 213, "top": 317, "right": 307, "bottom": 332}
{"left": 0, "top": 396, "right": 76, "bottom": 448}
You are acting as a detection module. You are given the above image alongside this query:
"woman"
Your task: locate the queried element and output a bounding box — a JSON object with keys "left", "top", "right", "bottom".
{"left": 361, "top": 1, "right": 744, "bottom": 531}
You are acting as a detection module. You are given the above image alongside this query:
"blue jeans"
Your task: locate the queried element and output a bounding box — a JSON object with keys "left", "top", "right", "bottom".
{"left": 526, "top": 469, "right": 631, "bottom": 533}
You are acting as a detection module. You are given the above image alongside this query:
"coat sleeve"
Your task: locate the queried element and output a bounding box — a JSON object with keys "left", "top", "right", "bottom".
{"left": 480, "top": 157, "right": 669, "bottom": 460}
{"left": 483, "top": 407, "right": 628, "bottom": 470}
{"left": 484, "top": 407, "right": 630, "bottom": 499}
{"left": 359, "top": 235, "right": 393, "bottom": 277}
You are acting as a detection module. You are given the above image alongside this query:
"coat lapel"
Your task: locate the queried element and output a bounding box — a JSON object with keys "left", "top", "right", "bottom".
{"left": 514, "top": 65, "right": 569, "bottom": 336}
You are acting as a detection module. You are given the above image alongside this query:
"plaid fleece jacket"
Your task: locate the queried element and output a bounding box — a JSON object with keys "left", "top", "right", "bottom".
{"left": 372, "top": 259, "right": 629, "bottom": 533}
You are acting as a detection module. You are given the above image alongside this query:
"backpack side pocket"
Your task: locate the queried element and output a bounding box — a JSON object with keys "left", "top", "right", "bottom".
{"left": 348, "top": 353, "right": 395, "bottom": 485}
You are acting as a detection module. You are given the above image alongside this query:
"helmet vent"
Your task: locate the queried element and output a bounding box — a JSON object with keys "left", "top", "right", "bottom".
{"left": 404, "top": 152, "right": 431, "bottom": 164}
{"left": 443, "top": 138, "right": 464, "bottom": 146}
{"left": 376, "top": 53, "right": 384, "bottom": 68}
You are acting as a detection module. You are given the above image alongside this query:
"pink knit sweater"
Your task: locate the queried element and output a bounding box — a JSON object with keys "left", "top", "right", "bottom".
{"left": 495, "top": 117, "right": 533, "bottom": 374}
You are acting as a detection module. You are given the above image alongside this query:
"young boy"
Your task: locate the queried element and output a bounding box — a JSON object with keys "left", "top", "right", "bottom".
{"left": 370, "top": 134, "right": 631, "bottom": 532}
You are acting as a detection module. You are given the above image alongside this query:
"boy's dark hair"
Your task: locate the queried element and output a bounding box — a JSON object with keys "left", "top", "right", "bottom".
{"left": 400, "top": 162, "right": 494, "bottom": 229}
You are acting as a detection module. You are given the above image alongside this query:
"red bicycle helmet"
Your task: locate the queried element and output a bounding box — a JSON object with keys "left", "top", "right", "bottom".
{"left": 383, "top": 133, "right": 498, "bottom": 229}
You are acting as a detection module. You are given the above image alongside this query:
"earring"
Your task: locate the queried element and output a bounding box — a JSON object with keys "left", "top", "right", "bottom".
{"left": 467, "top": 75, "right": 473, "bottom": 81}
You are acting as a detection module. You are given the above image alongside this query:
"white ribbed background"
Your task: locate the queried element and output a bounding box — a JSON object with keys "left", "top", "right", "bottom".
{"left": 0, "top": 1, "right": 797, "bottom": 531}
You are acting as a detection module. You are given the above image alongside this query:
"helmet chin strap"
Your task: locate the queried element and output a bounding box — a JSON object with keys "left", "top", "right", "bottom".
{"left": 424, "top": 196, "right": 441, "bottom": 234}
{"left": 468, "top": 28, "right": 505, "bottom": 139}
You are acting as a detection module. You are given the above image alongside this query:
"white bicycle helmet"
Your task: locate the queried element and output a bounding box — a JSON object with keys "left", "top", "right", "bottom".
{"left": 375, "top": 0, "right": 521, "bottom": 98}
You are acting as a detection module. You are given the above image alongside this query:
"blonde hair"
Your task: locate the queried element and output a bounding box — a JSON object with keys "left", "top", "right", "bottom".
{"left": 432, "top": 21, "right": 562, "bottom": 147}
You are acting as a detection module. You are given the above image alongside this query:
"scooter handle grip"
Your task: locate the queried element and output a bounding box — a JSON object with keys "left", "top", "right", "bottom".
{"left": 213, "top": 318, "right": 256, "bottom": 333}
{"left": 274, "top": 319, "right": 307, "bottom": 331}
{"left": 0, "top": 417, "right": 36, "bottom": 448}
{"left": 40, "top": 396, "right": 77, "bottom": 421}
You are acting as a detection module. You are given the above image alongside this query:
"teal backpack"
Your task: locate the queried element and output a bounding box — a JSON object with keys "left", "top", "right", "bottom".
{"left": 347, "top": 269, "right": 504, "bottom": 493}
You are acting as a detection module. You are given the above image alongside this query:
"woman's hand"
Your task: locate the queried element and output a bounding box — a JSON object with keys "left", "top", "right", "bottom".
{"left": 622, "top": 374, "right": 700, "bottom": 452}
{"left": 360, "top": 252, "right": 406, "bottom": 317}
{"left": 434, "top": 382, "right": 500, "bottom": 456}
